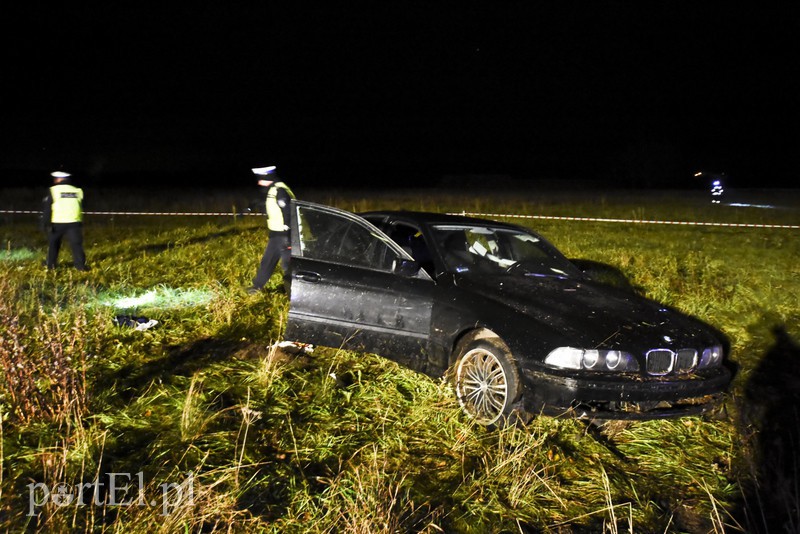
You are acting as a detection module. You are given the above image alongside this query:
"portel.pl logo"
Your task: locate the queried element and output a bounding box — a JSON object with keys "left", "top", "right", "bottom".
{"left": 27, "top": 472, "right": 194, "bottom": 517}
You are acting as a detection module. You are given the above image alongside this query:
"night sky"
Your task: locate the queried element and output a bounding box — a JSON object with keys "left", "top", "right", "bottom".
{"left": 3, "top": 4, "right": 798, "bottom": 188}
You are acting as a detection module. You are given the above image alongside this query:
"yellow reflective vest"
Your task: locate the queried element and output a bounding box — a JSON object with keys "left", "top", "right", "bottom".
{"left": 50, "top": 184, "right": 84, "bottom": 223}
{"left": 265, "top": 182, "right": 295, "bottom": 232}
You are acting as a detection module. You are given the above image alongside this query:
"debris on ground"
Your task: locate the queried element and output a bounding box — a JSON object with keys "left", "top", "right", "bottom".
{"left": 114, "top": 315, "right": 159, "bottom": 331}
{"left": 270, "top": 340, "right": 314, "bottom": 355}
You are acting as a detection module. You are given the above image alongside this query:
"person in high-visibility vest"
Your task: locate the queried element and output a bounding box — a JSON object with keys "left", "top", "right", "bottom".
{"left": 248, "top": 166, "right": 295, "bottom": 294}
{"left": 42, "top": 171, "right": 89, "bottom": 271}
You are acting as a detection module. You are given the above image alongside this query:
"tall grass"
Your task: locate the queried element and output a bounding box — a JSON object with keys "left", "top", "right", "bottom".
{"left": 0, "top": 187, "right": 797, "bottom": 532}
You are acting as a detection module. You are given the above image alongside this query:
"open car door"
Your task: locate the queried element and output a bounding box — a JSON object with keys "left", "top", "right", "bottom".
{"left": 284, "top": 201, "right": 435, "bottom": 368}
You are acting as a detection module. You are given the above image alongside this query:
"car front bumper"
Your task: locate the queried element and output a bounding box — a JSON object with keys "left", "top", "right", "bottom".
{"left": 521, "top": 366, "right": 733, "bottom": 420}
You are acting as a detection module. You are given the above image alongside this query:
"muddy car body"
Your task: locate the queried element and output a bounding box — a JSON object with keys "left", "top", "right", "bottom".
{"left": 284, "top": 201, "right": 733, "bottom": 425}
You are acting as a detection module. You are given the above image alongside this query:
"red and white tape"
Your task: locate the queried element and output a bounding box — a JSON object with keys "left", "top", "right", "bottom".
{"left": 449, "top": 212, "right": 799, "bottom": 230}
{"left": 1, "top": 209, "right": 796, "bottom": 229}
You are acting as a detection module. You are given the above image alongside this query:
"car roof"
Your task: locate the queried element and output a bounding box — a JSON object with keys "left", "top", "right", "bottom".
{"left": 358, "top": 210, "right": 526, "bottom": 230}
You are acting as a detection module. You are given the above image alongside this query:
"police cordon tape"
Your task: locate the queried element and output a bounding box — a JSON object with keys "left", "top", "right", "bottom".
{"left": 449, "top": 212, "right": 800, "bottom": 230}
{"left": 1, "top": 209, "right": 797, "bottom": 229}
{"left": 0, "top": 210, "right": 261, "bottom": 217}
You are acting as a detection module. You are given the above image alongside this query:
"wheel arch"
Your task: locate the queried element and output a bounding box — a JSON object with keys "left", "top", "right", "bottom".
{"left": 450, "top": 326, "right": 507, "bottom": 365}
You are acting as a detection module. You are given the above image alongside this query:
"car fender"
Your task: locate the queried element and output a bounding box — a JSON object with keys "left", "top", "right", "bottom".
{"left": 430, "top": 275, "right": 567, "bottom": 371}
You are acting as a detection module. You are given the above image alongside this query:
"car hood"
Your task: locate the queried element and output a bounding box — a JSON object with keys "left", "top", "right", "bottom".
{"left": 456, "top": 274, "right": 720, "bottom": 349}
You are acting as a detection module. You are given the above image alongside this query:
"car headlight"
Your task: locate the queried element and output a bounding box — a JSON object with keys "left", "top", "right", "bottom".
{"left": 545, "top": 347, "right": 639, "bottom": 372}
{"left": 698, "top": 345, "right": 723, "bottom": 368}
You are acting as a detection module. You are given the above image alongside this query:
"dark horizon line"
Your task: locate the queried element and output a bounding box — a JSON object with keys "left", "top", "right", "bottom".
{"left": 0, "top": 167, "right": 794, "bottom": 191}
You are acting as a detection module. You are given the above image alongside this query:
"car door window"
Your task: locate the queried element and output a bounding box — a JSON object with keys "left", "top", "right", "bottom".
{"left": 382, "top": 223, "right": 436, "bottom": 277}
{"left": 295, "top": 204, "right": 399, "bottom": 271}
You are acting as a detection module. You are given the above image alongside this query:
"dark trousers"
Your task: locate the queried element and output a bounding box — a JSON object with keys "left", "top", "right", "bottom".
{"left": 47, "top": 222, "right": 86, "bottom": 269}
{"left": 252, "top": 232, "right": 291, "bottom": 290}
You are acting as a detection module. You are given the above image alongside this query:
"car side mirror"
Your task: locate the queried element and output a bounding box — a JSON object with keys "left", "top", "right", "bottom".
{"left": 393, "top": 257, "right": 421, "bottom": 276}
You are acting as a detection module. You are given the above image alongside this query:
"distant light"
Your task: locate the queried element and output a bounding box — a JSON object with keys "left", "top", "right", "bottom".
{"left": 713, "top": 180, "right": 720, "bottom": 186}
{"left": 728, "top": 203, "right": 776, "bottom": 209}
{"left": 694, "top": 172, "right": 702, "bottom": 177}
{"left": 251, "top": 166, "right": 277, "bottom": 176}
{"left": 51, "top": 171, "right": 71, "bottom": 178}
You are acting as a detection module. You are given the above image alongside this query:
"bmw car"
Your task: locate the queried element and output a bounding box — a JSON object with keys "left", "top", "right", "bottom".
{"left": 283, "top": 201, "right": 734, "bottom": 425}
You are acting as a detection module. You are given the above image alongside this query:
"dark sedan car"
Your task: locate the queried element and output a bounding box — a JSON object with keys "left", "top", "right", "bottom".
{"left": 283, "top": 201, "right": 733, "bottom": 425}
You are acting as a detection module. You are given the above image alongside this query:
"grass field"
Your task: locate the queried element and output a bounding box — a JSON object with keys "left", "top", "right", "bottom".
{"left": 1, "top": 186, "right": 798, "bottom": 533}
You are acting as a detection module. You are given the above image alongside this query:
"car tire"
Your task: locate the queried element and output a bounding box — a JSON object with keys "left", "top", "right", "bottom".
{"left": 453, "top": 334, "right": 522, "bottom": 427}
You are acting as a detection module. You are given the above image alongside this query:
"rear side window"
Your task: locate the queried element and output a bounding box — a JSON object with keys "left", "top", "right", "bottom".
{"left": 295, "top": 204, "right": 398, "bottom": 271}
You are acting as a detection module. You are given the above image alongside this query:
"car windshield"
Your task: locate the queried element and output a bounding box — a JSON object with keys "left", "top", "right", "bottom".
{"left": 431, "top": 224, "right": 581, "bottom": 278}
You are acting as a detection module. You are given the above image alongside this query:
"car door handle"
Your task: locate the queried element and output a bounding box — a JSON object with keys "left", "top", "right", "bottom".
{"left": 295, "top": 271, "right": 321, "bottom": 283}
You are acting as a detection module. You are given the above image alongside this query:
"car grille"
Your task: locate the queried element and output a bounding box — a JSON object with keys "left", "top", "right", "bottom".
{"left": 675, "top": 349, "right": 698, "bottom": 373}
{"left": 646, "top": 350, "right": 673, "bottom": 375}
{"left": 646, "top": 348, "right": 699, "bottom": 375}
